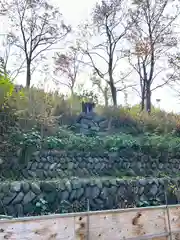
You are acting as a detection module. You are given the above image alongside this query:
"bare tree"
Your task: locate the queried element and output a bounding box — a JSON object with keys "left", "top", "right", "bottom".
{"left": 53, "top": 46, "right": 82, "bottom": 96}
{"left": 127, "top": 0, "right": 179, "bottom": 112}
{"left": 80, "top": 0, "right": 133, "bottom": 106}
{"left": 90, "top": 72, "right": 111, "bottom": 106}
{"left": 168, "top": 53, "right": 180, "bottom": 94}
{"left": 0, "top": 34, "right": 25, "bottom": 79}
{"left": 7, "top": 0, "right": 70, "bottom": 88}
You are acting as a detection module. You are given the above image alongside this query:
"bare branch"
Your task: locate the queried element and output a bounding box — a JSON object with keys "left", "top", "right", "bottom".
{"left": 151, "top": 70, "right": 176, "bottom": 91}
{"left": 10, "top": 59, "right": 26, "bottom": 80}
{"left": 79, "top": 0, "right": 132, "bottom": 106}
{"left": 115, "top": 70, "right": 133, "bottom": 84}
{"left": 127, "top": 0, "right": 178, "bottom": 112}
{"left": 53, "top": 45, "right": 83, "bottom": 94}
{"left": 8, "top": 0, "right": 71, "bottom": 87}
{"left": 116, "top": 84, "right": 137, "bottom": 92}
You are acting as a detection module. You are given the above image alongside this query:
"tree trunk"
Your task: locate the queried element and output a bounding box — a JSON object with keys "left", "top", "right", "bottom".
{"left": 109, "top": 81, "right": 117, "bottom": 106}
{"left": 141, "top": 83, "right": 146, "bottom": 111}
{"left": 111, "top": 84, "right": 117, "bottom": 106}
{"left": 108, "top": 56, "right": 117, "bottom": 106}
{"left": 141, "top": 98, "right": 145, "bottom": 111}
{"left": 26, "top": 62, "right": 31, "bottom": 88}
{"left": 104, "top": 87, "right": 109, "bottom": 107}
{"left": 70, "top": 88, "right": 74, "bottom": 97}
{"left": 145, "top": 82, "right": 151, "bottom": 113}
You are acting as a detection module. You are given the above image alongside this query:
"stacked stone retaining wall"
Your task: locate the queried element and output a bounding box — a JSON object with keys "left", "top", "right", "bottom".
{"left": 3, "top": 150, "right": 180, "bottom": 179}
{"left": 0, "top": 177, "right": 178, "bottom": 217}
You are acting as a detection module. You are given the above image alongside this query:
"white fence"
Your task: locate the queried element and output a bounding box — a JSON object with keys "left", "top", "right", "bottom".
{"left": 1, "top": 205, "right": 180, "bottom": 239}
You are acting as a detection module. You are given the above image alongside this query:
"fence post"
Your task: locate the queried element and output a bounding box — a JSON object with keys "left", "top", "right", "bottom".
{"left": 40, "top": 120, "right": 44, "bottom": 138}
{"left": 165, "top": 188, "right": 173, "bottom": 240}
{"left": 87, "top": 199, "right": 90, "bottom": 240}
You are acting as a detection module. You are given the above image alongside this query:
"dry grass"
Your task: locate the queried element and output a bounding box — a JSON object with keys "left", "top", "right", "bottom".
{"left": 1, "top": 87, "right": 179, "bottom": 135}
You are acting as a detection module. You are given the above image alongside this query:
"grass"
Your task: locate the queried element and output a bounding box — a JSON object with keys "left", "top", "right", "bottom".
{"left": 0, "top": 84, "right": 179, "bottom": 135}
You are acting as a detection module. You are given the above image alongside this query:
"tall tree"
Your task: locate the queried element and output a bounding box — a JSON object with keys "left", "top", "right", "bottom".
{"left": 90, "top": 72, "right": 111, "bottom": 106}
{"left": 7, "top": 0, "right": 70, "bottom": 88}
{"left": 53, "top": 46, "right": 82, "bottom": 96}
{"left": 80, "top": 0, "right": 133, "bottom": 106}
{"left": 127, "top": 0, "right": 179, "bottom": 112}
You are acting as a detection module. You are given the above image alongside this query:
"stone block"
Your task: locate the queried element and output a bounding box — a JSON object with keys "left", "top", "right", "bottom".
{"left": 31, "top": 183, "right": 41, "bottom": 195}
{"left": 12, "top": 192, "right": 24, "bottom": 204}
{"left": 23, "top": 191, "right": 36, "bottom": 204}
{"left": 10, "top": 182, "right": 21, "bottom": 192}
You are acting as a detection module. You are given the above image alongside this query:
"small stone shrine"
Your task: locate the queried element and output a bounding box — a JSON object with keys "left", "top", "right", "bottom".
{"left": 75, "top": 101, "right": 108, "bottom": 135}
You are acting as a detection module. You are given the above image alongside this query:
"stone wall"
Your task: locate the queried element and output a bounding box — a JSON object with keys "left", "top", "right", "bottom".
{"left": 3, "top": 150, "right": 180, "bottom": 179}
{"left": 0, "top": 177, "right": 178, "bottom": 217}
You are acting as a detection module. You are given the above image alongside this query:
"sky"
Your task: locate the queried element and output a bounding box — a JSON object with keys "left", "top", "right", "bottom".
{"left": 1, "top": 0, "right": 180, "bottom": 112}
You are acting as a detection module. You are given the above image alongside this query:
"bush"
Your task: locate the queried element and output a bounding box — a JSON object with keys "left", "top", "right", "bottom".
{"left": 97, "top": 105, "right": 178, "bottom": 135}
{"left": 0, "top": 74, "right": 14, "bottom": 111}
{"left": 9, "top": 126, "right": 180, "bottom": 154}
{"left": 0, "top": 84, "right": 179, "bottom": 135}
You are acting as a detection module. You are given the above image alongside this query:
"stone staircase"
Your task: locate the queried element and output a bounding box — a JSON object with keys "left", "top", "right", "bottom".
{"left": 74, "top": 111, "right": 110, "bottom": 135}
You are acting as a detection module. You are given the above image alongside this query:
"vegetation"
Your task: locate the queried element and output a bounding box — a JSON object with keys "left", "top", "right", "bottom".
{"left": 0, "top": 87, "right": 180, "bottom": 214}
{"left": 9, "top": 125, "right": 180, "bottom": 154}
{"left": 0, "top": 74, "right": 14, "bottom": 109}
{"left": 1, "top": 75, "right": 180, "bottom": 161}
{"left": 1, "top": 0, "right": 180, "bottom": 214}
{"left": 7, "top": 93, "right": 180, "bottom": 135}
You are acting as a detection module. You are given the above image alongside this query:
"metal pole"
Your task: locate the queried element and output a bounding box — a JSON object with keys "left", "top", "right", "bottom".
{"left": 86, "top": 199, "right": 90, "bottom": 240}
{"left": 165, "top": 188, "right": 173, "bottom": 240}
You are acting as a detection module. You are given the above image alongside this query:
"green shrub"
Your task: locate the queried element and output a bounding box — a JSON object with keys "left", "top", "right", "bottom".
{"left": 10, "top": 126, "right": 180, "bottom": 155}
{"left": 0, "top": 74, "right": 14, "bottom": 110}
